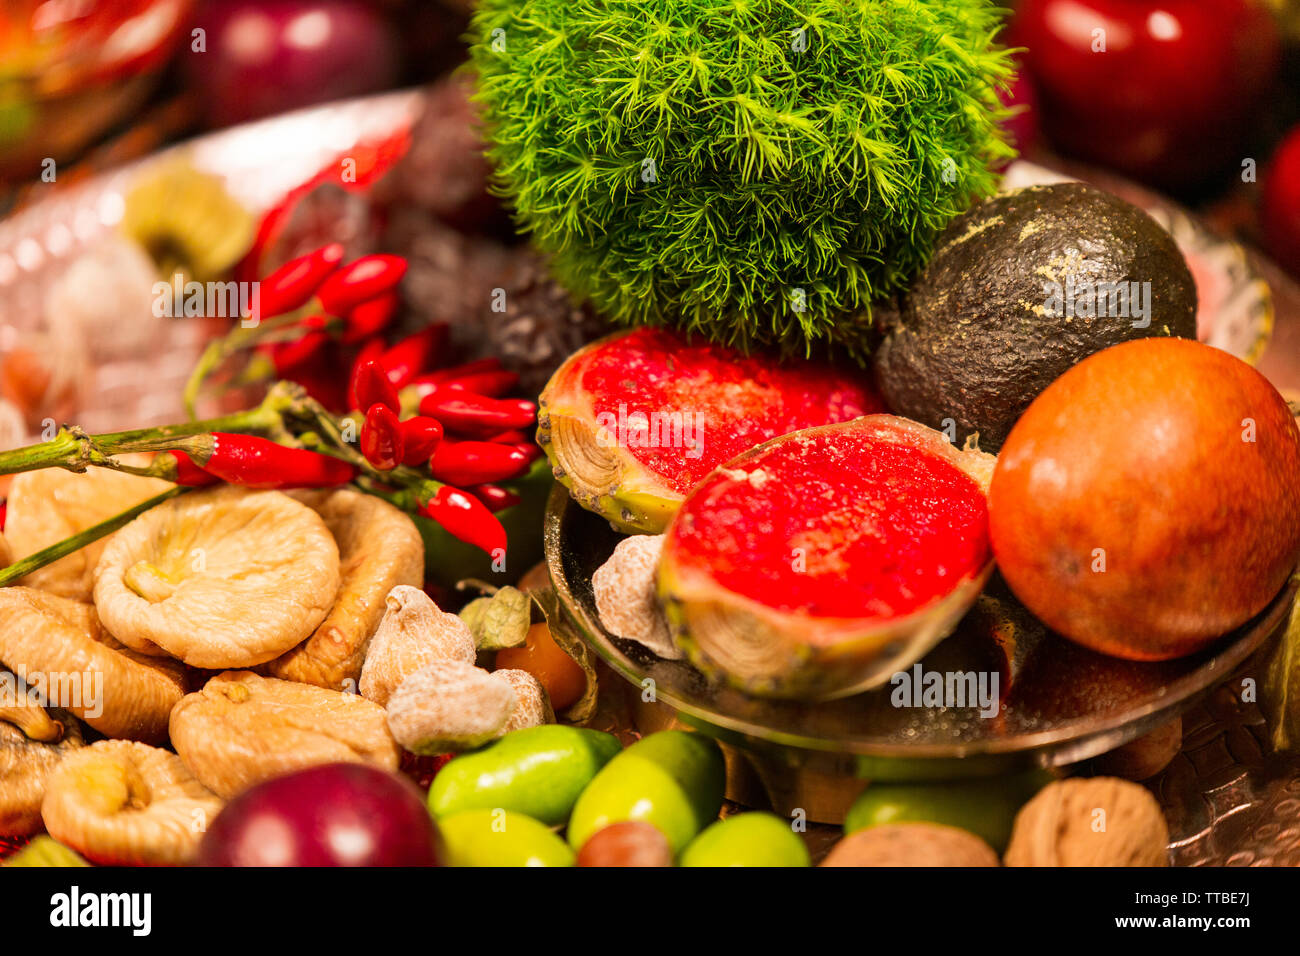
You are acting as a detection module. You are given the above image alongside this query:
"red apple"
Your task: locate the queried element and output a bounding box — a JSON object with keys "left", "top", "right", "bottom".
{"left": 198, "top": 763, "right": 443, "bottom": 866}
{"left": 1262, "top": 125, "right": 1300, "bottom": 279}
{"left": 1013, "top": 0, "right": 1280, "bottom": 192}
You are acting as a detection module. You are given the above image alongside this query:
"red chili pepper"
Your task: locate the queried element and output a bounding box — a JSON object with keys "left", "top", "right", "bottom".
{"left": 419, "top": 392, "right": 537, "bottom": 438}
{"left": 252, "top": 243, "right": 344, "bottom": 322}
{"left": 379, "top": 324, "right": 448, "bottom": 389}
{"left": 487, "top": 429, "right": 530, "bottom": 444}
{"left": 341, "top": 290, "right": 400, "bottom": 345}
{"left": 470, "top": 484, "right": 522, "bottom": 513}
{"left": 440, "top": 369, "right": 520, "bottom": 398}
{"left": 407, "top": 359, "right": 505, "bottom": 401}
{"left": 0, "top": 500, "right": 8, "bottom": 530}
{"left": 360, "top": 404, "right": 404, "bottom": 470}
{"left": 513, "top": 442, "right": 543, "bottom": 464}
{"left": 429, "top": 440, "right": 531, "bottom": 486}
{"left": 267, "top": 316, "right": 331, "bottom": 372}
{"left": 351, "top": 358, "right": 400, "bottom": 413}
{"left": 199, "top": 434, "right": 356, "bottom": 488}
{"left": 317, "top": 254, "right": 407, "bottom": 316}
{"left": 347, "top": 338, "right": 386, "bottom": 409}
{"left": 399, "top": 416, "right": 443, "bottom": 466}
{"left": 419, "top": 485, "right": 507, "bottom": 555}
{"left": 160, "top": 450, "right": 221, "bottom": 487}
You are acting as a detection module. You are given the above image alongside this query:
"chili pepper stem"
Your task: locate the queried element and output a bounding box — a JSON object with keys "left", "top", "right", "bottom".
{"left": 180, "top": 310, "right": 315, "bottom": 419}
{"left": 0, "top": 486, "right": 190, "bottom": 587}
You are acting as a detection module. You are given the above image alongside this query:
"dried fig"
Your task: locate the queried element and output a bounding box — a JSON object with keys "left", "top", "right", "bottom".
{"left": 0, "top": 531, "right": 12, "bottom": 570}
{"left": 821, "top": 823, "right": 1000, "bottom": 867}
{"left": 41, "top": 740, "right": 223, "bottom": 866}
{"left": 359, "top": 585, "right": 476, "bottom": 707}
{"left": 94, "top": 486, "right": 342, "bottom": 668}
{"left": 169, "top": 671, "right": 400, "bottom": 799}
{"left": 592, "top": 534, "right": 678, "bottom": 659}
{"left": 4, "top": 459, "right": 172, "bottom": 601}
{"left": 0, "top": 587, "right": 186, "bottom": 743}
{"left": 386, "top": 659, "right": 516, "bottom": 754}
{"left": 263, "top": 489, "right": 425, "bottom": 690}
{"left": 0, "top": 709, "right": 84, "bottom": 837}
{"left": 495, "top": 668, "right": 554, "bottom": 733}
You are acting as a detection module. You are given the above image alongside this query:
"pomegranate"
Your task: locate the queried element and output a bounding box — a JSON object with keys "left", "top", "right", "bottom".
{"left": 539, "top": 327, "right": 883, "bottom": 533}
{"left": 658, "top": 415, "right": 995, "bottom": 700}
{"left": 989, "top": 338, "right": 1300, "bottom": 660}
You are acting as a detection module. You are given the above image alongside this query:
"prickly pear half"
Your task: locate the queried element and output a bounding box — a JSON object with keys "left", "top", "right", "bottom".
{"left": 658, "top": 415, "right": 996, "bottom": 700}
{"left": 537, "top": 328, "right": 883, "bottom": 533}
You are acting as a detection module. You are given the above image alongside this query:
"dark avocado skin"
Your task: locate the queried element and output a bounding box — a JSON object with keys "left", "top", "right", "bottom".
{"left": 871, "top": 183, "right": 1197, "bottom": 451}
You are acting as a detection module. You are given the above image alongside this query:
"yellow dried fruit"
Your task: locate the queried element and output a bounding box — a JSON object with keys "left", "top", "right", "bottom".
{"left": 4, "top": 460, "right": 172, "bottom": 601}
{"left": 386, "top": 659, "right": 516, "bottom": 754}
{"left": 94, "top": 486, "right": 341, "bottom": 668}
{"left": 592, "top": 534, "right": 679, "bottom": 659}
{"left": 0, "top": 588, "right": 186, "bottom": 743}
{"left": 264, "top": 489, "right": 425, "bottom": 690}
{"left": 1004, "top": 777, "right": 1169, "bottom": 867}
{"left": 495, "top": 668, "right": 554, "bottom": 733}
{"left": 359, "top": 585, "right": 476, "bottom": 707}
{"left": 821, "top": 822, "right": 1000, "bottom": 867}
{"left": 0, "top": 710, "right": 84, "bottom": 837}
{"left": 169, "top": 671, "right": 400, "bottom": 799}
{"left": 41, "top": 740, "right": 223, "bottom": 866}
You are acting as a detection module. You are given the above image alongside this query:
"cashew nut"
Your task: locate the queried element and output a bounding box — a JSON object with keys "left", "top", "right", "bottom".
{"left": 0, "top": 587, "right": 186, "bottom": 743}
{"left": 41, "top": 740, "right": 223, "bottom": 866}
{"left": 263, "top": 488, "right": 425, "bottom": 690}
{"left": 93, "top": 486, "right": 342, "bottom": 668}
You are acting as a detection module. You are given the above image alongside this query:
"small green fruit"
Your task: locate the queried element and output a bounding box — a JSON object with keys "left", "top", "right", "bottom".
{"left": 680, "top": 813, "right": 810, "bottom": 867}
{"left": 2, "top": 836, "right": 89, "bottom": 868}
{"left": 567, "top": 730, "right": 725, "bottom": 854}
{"left": 437, "top": 809, "right": 575, "bottom": 867}
{"left": 429, "top": 726, "right": 622, "bottom": 826}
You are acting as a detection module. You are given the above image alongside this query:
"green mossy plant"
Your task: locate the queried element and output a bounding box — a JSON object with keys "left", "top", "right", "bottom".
{"left": 468, "top": 0, "right": 1017, "bottom": 359}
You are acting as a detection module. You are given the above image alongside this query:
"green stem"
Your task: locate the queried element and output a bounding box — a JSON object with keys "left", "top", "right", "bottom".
{"left": 180, "top": 312, "right": 314, "bottom": 419}
{"left": 0, "top": 487, "right": 189, "bottom": 587}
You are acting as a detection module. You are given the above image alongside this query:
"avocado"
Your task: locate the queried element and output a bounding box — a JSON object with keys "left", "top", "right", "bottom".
{"left": 871, "top": 183, "right": 1198, "bottom": 451}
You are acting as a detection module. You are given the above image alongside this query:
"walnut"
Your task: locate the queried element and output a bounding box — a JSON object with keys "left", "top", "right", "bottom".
{"left": 1004, "top": 777, "right": 1169, "bottom": 867}
{"left": 820, "top": 823, "right": 1000, "bottom": 867}
{"left": 592, "top": 534, "right": 679, "bottom": 659}
{"left": 385, "top": 659, "right": 515, "bottom": 754}
{"left": 359, "top": 585, "right": 476, "bottom": 707}
{"left": 169, "top": 671, "right": 400, "bottom": 799}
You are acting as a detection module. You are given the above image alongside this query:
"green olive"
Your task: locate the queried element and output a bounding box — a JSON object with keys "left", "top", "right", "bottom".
{"left": 438, "top": 809, "right": 575, "bottom": 867}
{"left": 680, "top": 813, "right": 810, "bottom": 867}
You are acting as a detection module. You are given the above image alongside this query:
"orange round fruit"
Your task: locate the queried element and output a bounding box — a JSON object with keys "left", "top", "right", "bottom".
{"left": 494, "top": 621, "right": 586, "bottom": 711}
{"left": 989, "top": 337, "right": 1300, "bottom": 660}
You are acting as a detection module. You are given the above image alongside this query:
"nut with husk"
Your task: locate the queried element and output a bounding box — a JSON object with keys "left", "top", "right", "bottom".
{"left": 359, "top": 586, "right": 477, "bottom": 708}
{"left": 538, "top": 328, "right": 884, "bottom": 533}
{"left": 169, "top": 671, "right": 400, "bottom": 799}
{"left": 592, "top": 534, "right": 678, "bottom": 660}
{"left": 659, "top": 415, "right": 996, "bottom": 700}
{"left": 0, "top": 708, "right": 84, "bottom": 837}
{"left": 41, "top": 739, "right": 223, "bottom": 866}
{"left": 263, "top": 488, "right": 425, "bottom": 690}
{"left": 94, "top": 486, "right": 342, "bottom": 668}
{"left": 3, "top": 460, "right": 172, "bottom": 602}
{"left": 0, "top": 587, "right": 187, "bottom": 743}
{"left": 821, "top": 823, "right": 1000, "bottom": 867}
{"left": 385, "top": 659, "right": 516, "bottom": 754}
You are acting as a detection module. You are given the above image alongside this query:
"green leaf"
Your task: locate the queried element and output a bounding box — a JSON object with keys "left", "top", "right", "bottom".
{"left": 1262, "top": 578, "right": 1300, "bottom": 752}
{"left": 459, "top": 586, "right": 531, "bottom": 651}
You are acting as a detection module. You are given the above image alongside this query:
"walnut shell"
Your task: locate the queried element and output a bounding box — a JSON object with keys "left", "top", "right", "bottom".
{"left": 4, "top": 459, "right": 172, "bottom": 601}
{"left": 0, "top": 710, "right": 84, "bottom": 837}
{"left": 359, "top": 585, "right": 477, "bottom": 707}
{"left": 386, "top": 659, "right": 515, "bottom": 754}
{"left": 821, "top": 823, "right": 1000, "bottom": 867}
{"left": 93, "top": 486, "right": 341, "bottom": 668}
{"left": 1004, "top": 777, "right": 1169, "bottom": 867}
{"left": 593, "top": 534, "right": 679, "bottom": 659}
{"left": 264, "top": 489, "right": 425, "bottom": 690}
{"left": 41, "top": 740, "right": 223, "bottom": 866}
{"left": 0, "top": 587, "right": 186, "bottom": 743}
{"left": 169, "top": 671, "right": 400, "bottom": 799}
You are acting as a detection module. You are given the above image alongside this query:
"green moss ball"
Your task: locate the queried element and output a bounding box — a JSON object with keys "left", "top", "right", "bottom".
{"left": 468, "top": 0, "right": 1017, "bottom": 359}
